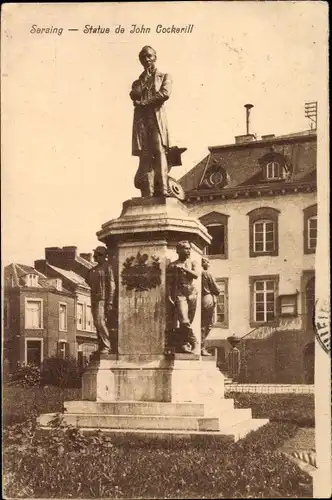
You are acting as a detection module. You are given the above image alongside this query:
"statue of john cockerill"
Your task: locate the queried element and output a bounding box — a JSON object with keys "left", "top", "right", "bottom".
{"left": 130, "top": 45, "right": 172, "bottom": 198}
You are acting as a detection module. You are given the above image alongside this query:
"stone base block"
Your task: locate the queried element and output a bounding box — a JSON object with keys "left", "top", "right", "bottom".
{"left": 38, "top": 408, "right": 252, "bottom": 432}
{"left": 82, "top": 358, "right": 225, "bottom": 403}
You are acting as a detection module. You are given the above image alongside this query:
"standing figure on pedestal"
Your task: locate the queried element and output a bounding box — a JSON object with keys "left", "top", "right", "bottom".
{"left": 201, "top": 257, "right": 220, "bottom": 356}
{"left": 86, "top": 246, "right": 116, "bottom": 354}
{"left": 167, "top": 241, "right": 199, "bottom": 353}
{"left": 130, "top": 45, "right": 172, "bottom": 198}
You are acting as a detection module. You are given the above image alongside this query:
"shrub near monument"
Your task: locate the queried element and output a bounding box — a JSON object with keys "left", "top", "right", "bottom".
{"left": 3, "top": 384, "right": 313, "bottom": 498}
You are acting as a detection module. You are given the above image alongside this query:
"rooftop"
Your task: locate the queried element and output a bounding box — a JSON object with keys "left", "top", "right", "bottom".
{"left": 179, "top": 130, "right": 317, "bottom": 198}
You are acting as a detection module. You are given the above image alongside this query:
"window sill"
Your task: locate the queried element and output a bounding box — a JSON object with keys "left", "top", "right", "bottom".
{"left": 249, "top": 251, "right": 278, "bottom": 258}
{"left": 59, "top": 329, "right": 68, "bottom": 333}
{"left": 212, "top": 323, "right": 229, "bottom": 329}
{"left": 249, "top": 321, "right": 279, "bottom": 329}
{"left": 25, "top": 327, "right": 44, "bottom": 330}
{"left": 206, "top": 254, "right": 228, "bottom": 260}
{"left": 304, "top": 248, "right": 316, "bottom": 255}
{"left": 279, "top": 313, "right": 298, "bottom": 318}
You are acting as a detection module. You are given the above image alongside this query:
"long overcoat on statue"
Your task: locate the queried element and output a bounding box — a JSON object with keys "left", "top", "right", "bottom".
{"left": 131, "top": 70, "right": 172, "bottom": 157}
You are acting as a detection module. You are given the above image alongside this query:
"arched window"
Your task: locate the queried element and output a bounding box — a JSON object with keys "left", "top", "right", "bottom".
{"left": 303, "top": 205, "right": 317, "bottom": 254}
{"left": 258, "top": 152, "right": 291, "bottom": 181}
{"left": 247, "top": 207, "right": 280, "bottom": 257}
{"left": 266, "top": 161, "right": 281, "bottom": 180}
{"left": 199, "top": 212, "right": 229, "bottom": 258}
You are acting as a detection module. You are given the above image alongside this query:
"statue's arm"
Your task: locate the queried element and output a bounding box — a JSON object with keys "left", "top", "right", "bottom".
{"left": 140, "top": 73, "right": 172, "bottom": 106}
{"left": 130, "top": 80, "right": 142, "bottom": 102}
{"left": 166, "top": 262, "right": 176, "bottom": 304}
{"left": 209, "top": 274, "right": 221, "bottom": 296}
{"left": 106, "top": 265, "right": 115, "bottom": 308}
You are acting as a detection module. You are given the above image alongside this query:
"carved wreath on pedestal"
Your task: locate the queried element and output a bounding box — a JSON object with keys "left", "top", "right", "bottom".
{"left": 121, "top": 252, "right": 162, "bottom": 292}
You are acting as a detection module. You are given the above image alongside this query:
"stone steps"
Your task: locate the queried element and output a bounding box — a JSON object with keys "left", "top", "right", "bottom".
{"left": 38, "top": 407, "right": 252, "bottom": 432}
{"left": 38, "top": 418, "right": 269, "bottom": 445}
{"left": 64, "top": 399, "right": 235, "bottom": 417}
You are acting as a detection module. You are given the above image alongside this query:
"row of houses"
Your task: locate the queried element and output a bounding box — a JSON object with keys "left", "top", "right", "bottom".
{"left": 4, "top": 247, "right": 99, "bottom": 371}
{"left": 3, "top": 118, "right": 317, "bottom": 384}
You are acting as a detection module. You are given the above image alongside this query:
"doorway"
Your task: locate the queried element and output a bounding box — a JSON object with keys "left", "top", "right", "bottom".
{"left": 305, "top": 276, "right": 315, "bottom": 332}
{"left": 303, "top": 342, "right": 315, "bottom": 384}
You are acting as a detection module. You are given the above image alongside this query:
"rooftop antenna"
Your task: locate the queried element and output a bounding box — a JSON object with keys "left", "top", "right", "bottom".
{"left": 244, "top": 103, "right": 254, "bottom": 135}
{"left": 304, "top": 101, "right": 317, "bottom": 130}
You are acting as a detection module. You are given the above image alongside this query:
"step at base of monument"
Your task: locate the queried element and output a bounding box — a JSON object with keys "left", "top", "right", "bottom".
{"left": 38, "top": 419, "right": 269, "bottom": 445}
{"left": 38, "top": 405, "right": 260, "bottom": 433}
{"left": 64, "top": 399, "right": 235, "bottom": 417}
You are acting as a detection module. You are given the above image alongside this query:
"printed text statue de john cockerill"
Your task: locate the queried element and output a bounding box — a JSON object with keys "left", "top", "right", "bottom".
{"left": 130, "top": 45, "right": 171, "bottom": 198}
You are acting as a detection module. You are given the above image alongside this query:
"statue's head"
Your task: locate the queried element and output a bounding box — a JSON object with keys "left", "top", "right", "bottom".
{"left": 139, "top": 46, "right": 157, "bottom": 71}
{"left": 93, "top": 245, "right": 108, "bottom": 264}
{"left": 176, "top": 240, "right": 191, "bottom": 260}
{"left": 202, "top": 257, "right": 210, "bottom": 270}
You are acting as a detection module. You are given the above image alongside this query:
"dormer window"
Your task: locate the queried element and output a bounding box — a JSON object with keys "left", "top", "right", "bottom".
{"left": 266, "top": 161, "right": 282, "bottom": 180}
{"left": 24, "top": 273, "right": 39, "bottom": 287}
{"left": 200, "top": 162, "right": 228, "bottom": 189}
{"left": 259, "top": 153, "right": 291, "bottom": 182}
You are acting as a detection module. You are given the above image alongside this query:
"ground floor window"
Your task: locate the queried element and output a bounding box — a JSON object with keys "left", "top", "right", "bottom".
{"left": 25, "top": 339, "right": 43, "bottom": 366}
{"left": 58, "top": 341, "right": 69, "bottom": 358}
{"left": 250, "top": 276, "right": 278, "bottom": 324}
{"left": 213, "top": 279, "right": 228, "bottom": 327}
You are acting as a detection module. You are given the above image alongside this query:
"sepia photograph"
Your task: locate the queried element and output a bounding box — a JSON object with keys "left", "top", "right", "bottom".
{"left": 1, "top": 2, "right": 330, "bottom": 498}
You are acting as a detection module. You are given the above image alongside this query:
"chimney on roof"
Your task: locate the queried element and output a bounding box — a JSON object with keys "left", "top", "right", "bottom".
{"left": 245, "top": 104, "right": 253, "bottom": 135}
{"left": 34, "top": 259, "right": 47, "bottom": 275}
{"left": 235, "top": 104, "right": 256, "bottom": 144}
{"left": 63, "top": 246, "right": 78, "bottom": 254}
{"left": 80, "top": 253, "right": 93, "bottom": 263}
{"left": 261, "top": 134, "right": 275, "bottom": 140}
{"left": 45, "top": 246, "right": 77, "bottom": 270}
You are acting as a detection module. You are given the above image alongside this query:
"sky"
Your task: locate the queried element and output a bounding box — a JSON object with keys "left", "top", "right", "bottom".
{"left": 1, "top": 1, "right": 328, "bottom": 267}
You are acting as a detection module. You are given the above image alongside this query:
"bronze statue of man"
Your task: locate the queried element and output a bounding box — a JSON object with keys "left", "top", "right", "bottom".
{"left": 167, "top": 241, "right": 199, "bottom": 353}
{"left": 130, "top": 45, "right": 172, "bottom": 198}
{"left": 201, "top": 257, "right": 220, "bottom": 356}
{"left": 86, "top": 246, "right": 116, "bottom": 353}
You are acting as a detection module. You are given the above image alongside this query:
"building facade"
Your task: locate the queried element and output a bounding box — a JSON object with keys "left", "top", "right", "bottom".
{"left": 4, "top": 264, "right": 76, "bottom": 370}
{"left": 4, "top": 247, "right": 99, "bottom": 371}
{"left": 180, "top": 129, "right": 317, "bottom": 383}
{"left": 35, "top": 246, "right": 99, "bottom": 366}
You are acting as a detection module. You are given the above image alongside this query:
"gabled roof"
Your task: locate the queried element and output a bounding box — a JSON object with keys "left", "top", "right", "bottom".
{"left": 48, "top": 265, "right": 90, "bottom": 289}
{"left": 4, "top": 263, "right": 71, "bottom": 293}
{"left": 179, "top": 130, "right": 317, "bottom": 197}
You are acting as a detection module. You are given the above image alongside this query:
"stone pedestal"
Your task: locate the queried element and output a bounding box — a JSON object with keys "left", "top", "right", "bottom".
{"left": 82, "top": 355, "right": 224, "bottom": 403}
{"left": 38, "top": 197, "right": 269, "bottom": 443}
{"left": 82, "top": 197, "right": 215, "bottom": 403}
{"left": 98, "top": 197, "right": 210, "bottom": 357}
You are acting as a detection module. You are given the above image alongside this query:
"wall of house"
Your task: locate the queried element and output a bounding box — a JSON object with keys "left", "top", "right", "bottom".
{"left": 44, "top": 291, "right": 76, "bottom": 358}
{"left": 188, "top": 191, "right": 316, "bottom": 338}
{"left": 3, "top": 290, "right": 21, "bottom": 369}
{"left": 17, "top": 289, "right": 76, "bottom": 365}
{"left": 75, "top": 291, "right": 97, "bottom": 336}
